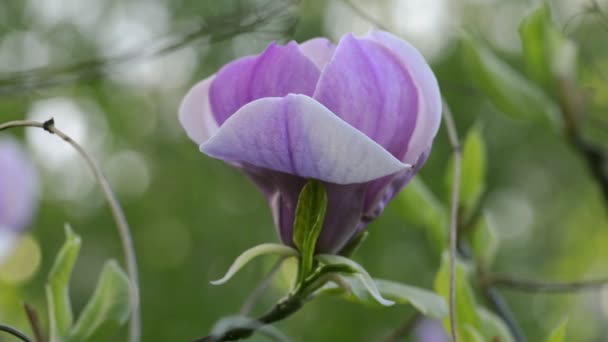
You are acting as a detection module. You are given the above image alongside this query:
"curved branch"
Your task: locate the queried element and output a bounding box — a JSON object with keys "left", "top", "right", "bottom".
{"left": 0, "top": 324, "right": 32, "bottom": 342}
{"left": 0, "top": 119, "right": 141, "bottom": 342}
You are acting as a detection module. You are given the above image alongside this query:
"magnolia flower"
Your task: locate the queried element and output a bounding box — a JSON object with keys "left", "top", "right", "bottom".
{"left": 180, "top": 30, "right": 441, "bottom": 254}
{"left": 0, "top": 136, "right": 39, "bottom": 264}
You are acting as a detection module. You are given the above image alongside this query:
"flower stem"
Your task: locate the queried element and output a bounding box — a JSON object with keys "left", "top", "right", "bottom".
{"left": 193, "top": 264, "right": 345, "bottom": 342}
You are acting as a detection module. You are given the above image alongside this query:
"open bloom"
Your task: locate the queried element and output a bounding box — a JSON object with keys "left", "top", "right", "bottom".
{"left": 180, "top": 30, "right": 441, "bottom": 254}
{"left": 0, "top": 136, "right": 39, "bottom": 263}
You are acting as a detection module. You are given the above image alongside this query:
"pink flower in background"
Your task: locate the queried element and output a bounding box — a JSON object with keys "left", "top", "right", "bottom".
{"left": 180, "top": 30, "right": 441, "bottom": 253}
{"left": 0, "top": 136, "right": 39, "bottom": 263}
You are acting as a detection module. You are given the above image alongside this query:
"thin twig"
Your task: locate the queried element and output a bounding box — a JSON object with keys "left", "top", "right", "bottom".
{"left": 23, "top": 303, "right": 45, "bottom": 342}
{"left": 482, "top": 274, "right": 608, "bottom": 293}
{"left": 340, "top": 0, "right": 390, "bottom": 31}
{"left": 442, "top": 100, "right": 461, "bottom": 342}
{"left": 381, "top": 312, "right": 421, "bottom": 342}
{"left": 0, "top": 0, "right": 297, "bottom": 95}
{"left": 239, "top": 258, "right": 286, "bottom": 316}
{"left": 0, "top": 324, "right": 32, "bottom": 342}
{"left": 0, "top": 119, "right": 141, "bottom": 342}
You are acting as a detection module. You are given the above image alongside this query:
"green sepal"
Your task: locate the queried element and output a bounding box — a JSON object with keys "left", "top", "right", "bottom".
{"left": 210, "top": 243, "right": 298, "bottom": 285}
{"left": 292, "top": 179, "right": 327, "bottom": 281}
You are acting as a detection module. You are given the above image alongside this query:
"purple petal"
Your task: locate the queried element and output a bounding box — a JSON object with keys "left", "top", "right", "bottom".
{"left": 209, "top": 41, "right": 320, "bottom": 125}
{"left": 366, "top": 30, "right": 442, "bottom": 164}
{"left": 362, "top": 148, "right": 431, "bottom": 225}
{"left": 201, "top": 94, "right": 409, "bottom": 184}
{"left": 313, "top": 33, "right": 419, "bottom": 160}
{"left": 179, "top": 75, "right": 218, "bottom": 145}
{"left": 0, "top": 137, "right": 38, "bottom": 232}
{"left": 298, "top": 38, "right": 336, "bottom": 71}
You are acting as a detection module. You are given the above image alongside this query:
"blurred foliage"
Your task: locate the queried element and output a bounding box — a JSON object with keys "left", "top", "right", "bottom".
{"left": 0, "top": 0, "right": 608, "bottom": 341}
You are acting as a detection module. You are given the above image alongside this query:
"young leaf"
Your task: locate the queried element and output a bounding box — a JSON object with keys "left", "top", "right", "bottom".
{"left": 292, "top": 179, "right": 327, "bottom": 281}
{"left": 520, "top": 1, "right": 577, "bottom": 89}
{"left": 460, "top": 33, "right": 561, "bottom": 131}
{"left": 545, "top": 318, "right": 568, "bottom": 342}
{"left": 67, "top": 261, "right": 131, "bottom": 342}
{"left": 210, "top": 243, "right": 298, "bottom": 285}
{"left": 471, "top": 212, "right": 499, "bottom": 268}
{"left": 316, "top": 254, "right": 394, "bottom": 306}
{"left": 434, "top": 252, "right": 481, "bottom": 340}
{"left": 47, "top": 224, "right": 81, "bottom": 342}
{"left": 396, "top": 177, "right": 447, "bottom": 252}
{"left": 445, "top": 124, "right": 486, "bottom": 220}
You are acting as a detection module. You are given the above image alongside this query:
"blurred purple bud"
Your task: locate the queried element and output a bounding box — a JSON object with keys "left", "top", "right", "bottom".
{"left": 179, "top": 30, "right": 441, "bottom": 254}
{"left": 415, "top": 318, "right": 449, "bottom": 342}
{"left": 0, "top": 136, "right": 39, "bottom": 263}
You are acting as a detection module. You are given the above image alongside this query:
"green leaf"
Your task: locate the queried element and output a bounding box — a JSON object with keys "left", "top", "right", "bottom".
{"left": 520, "top": 2, "right": 577, "bottom": 89}
{"left": 460, "top": 33, "right": 561, "bottom": 130}
{"left": 318, "top": 277, "right": 446, "bottom": 319}
{"left": 67, "top": 261, "right": 131, "bottom": 342}
{"left": 471, "top": 212, "right": 499, "bottom": 268}
{"left": 445, "top": 124, "right": 487, "bottom": 220}
{"left": 373, "top": 280, "right": 447, "bottom": 319}
{"left": 434, "top": 252, "right": 481, "bottom": 340}
{"left": 478, "top": 306, "right": 515, "bottom": 342}
{"left": 46, "top": 224, "right": 81, "bottom": 342}
{"left": 396, "top": 177, "right": 447, "bottom": 252}
{"left": 316, "top": 254, "right": 394, "bottom": 306}
{"left": 292, "top": 179, "right": 327, "bottom": 281}
{"left": 210, "top": 243, "right": 298, "bottom": 285}
{"left": 545, "top": 318, "right": 568, "bottom": 342}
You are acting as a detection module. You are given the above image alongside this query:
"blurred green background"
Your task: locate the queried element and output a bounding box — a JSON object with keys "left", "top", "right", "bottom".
{"left": 1, "top": 0, "right": 607, "bottom": 341}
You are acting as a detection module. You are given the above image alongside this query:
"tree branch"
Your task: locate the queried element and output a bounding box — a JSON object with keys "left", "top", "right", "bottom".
{"left": 481, "top": 273, "right": 608, "bottom": 293}
{"left": 0, "top": 119, "right": 141, "bottom": 342}
{"left": 192, "top": 264, "right": 344, "bottom": 342}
